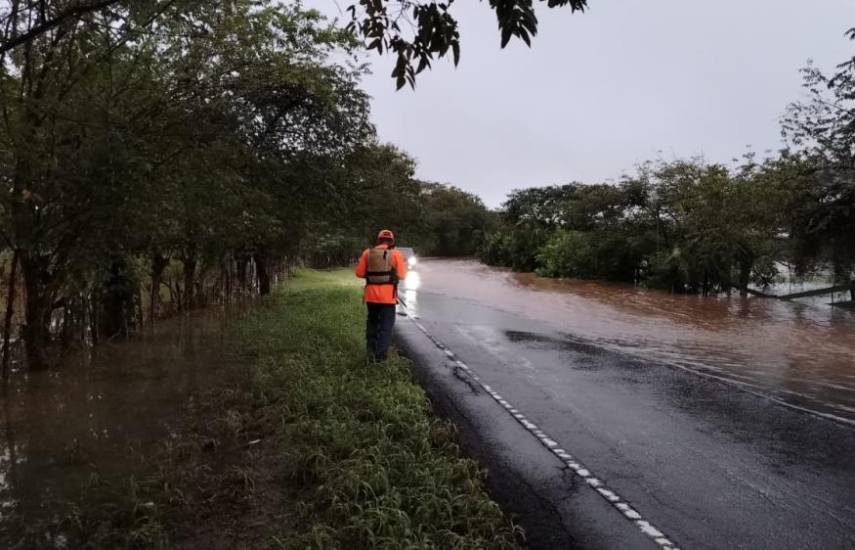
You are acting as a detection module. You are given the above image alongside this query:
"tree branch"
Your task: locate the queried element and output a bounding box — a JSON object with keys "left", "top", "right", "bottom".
{"left": 0, "top": 0, "right": 121, "bottom": 55}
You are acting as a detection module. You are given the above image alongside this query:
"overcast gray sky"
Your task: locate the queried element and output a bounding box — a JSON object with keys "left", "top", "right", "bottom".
{"left": 308, "top": 0, "right": 854, "bottom": 207}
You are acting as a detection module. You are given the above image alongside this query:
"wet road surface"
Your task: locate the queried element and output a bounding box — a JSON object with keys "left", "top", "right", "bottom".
{"left": 397, "top": 259, "right": 855, "bottom": 550}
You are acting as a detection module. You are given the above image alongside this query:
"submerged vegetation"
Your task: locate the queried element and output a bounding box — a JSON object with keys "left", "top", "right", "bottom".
{"left": 480, "top": 156, "right": 802, "bottom": 295}
{"left": 1, "top": 270, "right": 520, "bottom": 548}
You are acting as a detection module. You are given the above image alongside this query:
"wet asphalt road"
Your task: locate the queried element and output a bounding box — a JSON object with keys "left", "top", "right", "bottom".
{"left": 396, "top": 261, "right": 855, "bottom": 550}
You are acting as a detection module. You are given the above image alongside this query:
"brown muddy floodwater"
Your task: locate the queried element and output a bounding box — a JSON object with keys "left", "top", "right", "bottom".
{"left": 414, "top": 259, "right": 855, "bottom": 423}
{"left": 0, "top": 308, "right": 246, "bottom": 543}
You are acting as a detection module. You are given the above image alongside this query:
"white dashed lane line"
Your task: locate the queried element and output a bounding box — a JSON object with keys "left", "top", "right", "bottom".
{"left": 404, "top": 313, "right": 682, "bottom": 550}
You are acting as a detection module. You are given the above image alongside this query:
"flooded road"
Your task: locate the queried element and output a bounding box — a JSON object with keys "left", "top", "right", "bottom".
{"left": 0, "top": 309, "right": 246, "bottom": 543}
{"left": 406, "top": 259, "right": 855, "bottom": 424}
{"left": 398, "top": 258, "right": 855, "bottom": 549}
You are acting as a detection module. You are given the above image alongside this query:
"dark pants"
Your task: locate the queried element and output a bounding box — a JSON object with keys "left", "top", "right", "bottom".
{"left": 366, "top": 303, "right": 397, "bottom": 361}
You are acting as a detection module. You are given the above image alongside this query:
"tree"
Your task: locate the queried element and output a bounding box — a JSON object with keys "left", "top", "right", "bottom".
{"left": 414, "top": 182, "right": 493, "bottom": 256}
{"left": 0, "top": 1, "right": 125, "bottom": 54}
{"left": 0, "top": 0, "right": 380, "bottom": 367}
{"left": 301, "top": 143, "right": 422, "bottom": 265}
{"left": 347, "top": 0, "right": 588, "bottom": 88}
{"left": 2, "top": 1, "right": 591, "bottom": 89}
{"left": 783, "top": 29, "right": 855, "bottom": 299}
{"left": 482, "top": 158, "right": 791, "bottom": 294}
{"left": 0, "top": 2, "right": 180, "bottom": 364}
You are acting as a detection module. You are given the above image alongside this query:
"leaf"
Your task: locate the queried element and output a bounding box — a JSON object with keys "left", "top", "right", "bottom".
{"left": 500, "top": 27, "right": 512, "bottom": 48}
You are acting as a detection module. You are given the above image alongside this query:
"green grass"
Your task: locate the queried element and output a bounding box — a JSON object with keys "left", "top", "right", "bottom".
{"left": 243, "top": 269, "right": 521, "bottom": 549}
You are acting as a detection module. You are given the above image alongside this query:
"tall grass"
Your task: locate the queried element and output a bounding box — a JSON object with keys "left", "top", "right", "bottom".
{"left": 242, "top": 270, "right": 521, "bottom": 549}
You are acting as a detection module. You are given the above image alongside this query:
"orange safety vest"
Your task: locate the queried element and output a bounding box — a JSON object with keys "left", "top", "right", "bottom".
{"left": 355, "top": 244, "right": 407, "bottom": 304}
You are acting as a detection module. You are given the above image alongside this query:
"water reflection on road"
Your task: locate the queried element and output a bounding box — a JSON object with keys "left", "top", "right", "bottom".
{"left": 413, "top": 259, "right": 855, "bottom": 423}
{"left": 400, "top": 271, "right": 421, "bottom": 318}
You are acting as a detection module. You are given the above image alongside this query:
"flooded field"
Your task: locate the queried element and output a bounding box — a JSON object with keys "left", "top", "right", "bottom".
{"left": 0, "top": 308, "right": 247, "bottom": 543}
{"left": 412, "top": 259, "right": 855, "bottom": 423}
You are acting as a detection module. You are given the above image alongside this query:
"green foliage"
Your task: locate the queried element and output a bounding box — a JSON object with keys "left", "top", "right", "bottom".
{"left": 536, "top": 229, "right": 640, "bottom": 281}
{"left": 243, "top": 270, "right": 522, "bottom": 549}
{"left": 302, "top": 177, "right": 495, "bottom": 263}
{"left": 480, "top": 227, "right": 543, "bottom": 272}
{"left": 299, "top": 143, "right": 423, "bottom": 264}
{"left": 482, "top": 158, "right": 795, "bottom": 294}
{"left": 503, "top": 184, "right": 582, "bottom": 229}
{"left": 1, "top": 1, "right": 589, "bottom": 89}
{"left": 413, "top": 183, "right": 495, "bottom": 256}
{"left": 0, "top": 0, "right": 408, "bottom": 362}
{"left": 0, "top": 0, "right": 510, "bottom": 362}
{"left": 782, "top": 33, "right": 855, "bottom": 285}
{"left": 346, "top": 0, "right": 587, "bottom": 88}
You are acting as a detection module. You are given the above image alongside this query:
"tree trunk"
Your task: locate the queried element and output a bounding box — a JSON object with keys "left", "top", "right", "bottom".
{"left": 255, "top": 250, "right": 271, "bottom": 296}
{"left": 249, "top": 257, "right": 256, "bottom": 293}
{"left": 182, "top": 254, "right": 197, "bottom": 311}
{"left": 22, "top": 287, "right": 50, "bottom": 370}
{"left": 60, "top": 304, "right": 72, "bottom": 355}
{"left": 97, "top": 258, "right": 134, "bottom": 341}
{"left": 224, "top": 256, "right": 232, "bottom": 304}
{"left": 2, "top": 385, "right": 17, "bottom": 492}
{"left": 172, "top": 280, "right": 182, "bottom": 313}
{"left": 149, "top": 254, "right": 168, "bottom": 324}
{"left": 87, "top": 293, "right": 99, "bottom": 347}
{"left": 166, "top": 283, "right": 178, "bottom": 313}
{"left": 2, "top": 250, "right": 20, "bottom": 379}
{"left": 19, "top": 253, "right": 52, "bottom": 370}
{"left": 739, "top": 265, "right": 750, "bottom": 297}
{"left": 136, "top": 285, "right": 144, "bottom": 330}
{"left": 236, "top": 254, "right": 249, "bottom": 291}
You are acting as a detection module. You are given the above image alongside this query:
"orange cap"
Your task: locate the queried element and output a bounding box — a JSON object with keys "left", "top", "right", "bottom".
{"left": 377, "top": 229, "right": 395, "bottom": 240}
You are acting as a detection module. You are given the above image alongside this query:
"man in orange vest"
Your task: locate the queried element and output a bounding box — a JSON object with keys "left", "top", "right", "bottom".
{"left": 355, "top": 229, "right": 408, "bottom": 361}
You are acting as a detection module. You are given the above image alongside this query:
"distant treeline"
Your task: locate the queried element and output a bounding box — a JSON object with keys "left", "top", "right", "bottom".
{"left": 480, "top": 157, "right": 803, "bottom": 294}
{"left": 480, "top": 155, "right": 853, "bottom": 297}
{"left": 480, "top": 35, "right": 855, "bottom": 298}
{"left": 303, "top": 179, "right": 494, "bottom": 267}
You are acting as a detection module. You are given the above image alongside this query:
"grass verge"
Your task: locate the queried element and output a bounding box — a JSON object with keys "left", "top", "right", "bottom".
{"left": 244, "top": 269, "right": 521, "bottom": 548}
